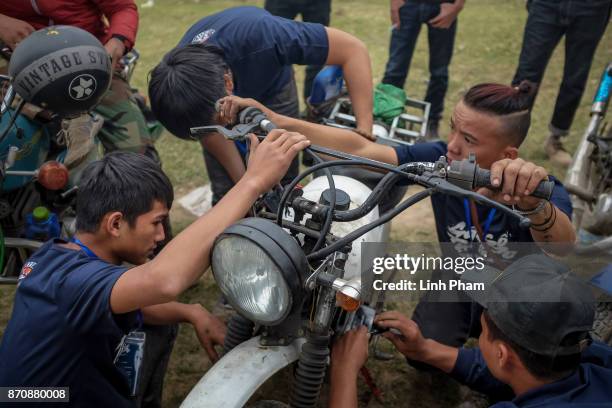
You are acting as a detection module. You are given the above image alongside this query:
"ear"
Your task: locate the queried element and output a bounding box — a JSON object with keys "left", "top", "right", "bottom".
{"left": 502, "top": 146, "right": 519, "bottom": 160}
{"left": 103, "top": 212, "right": 125, "bottom": 238}
{"left": 497, "top": 342, "right": 512, "bottom": 369}
{"left": 224, "top": 71, "right": 234, "bottom": 95}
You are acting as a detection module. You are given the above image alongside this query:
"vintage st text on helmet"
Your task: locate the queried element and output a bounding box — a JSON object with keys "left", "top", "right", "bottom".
{"left": 8, "top": 26, "right": 112, "bottom": 117}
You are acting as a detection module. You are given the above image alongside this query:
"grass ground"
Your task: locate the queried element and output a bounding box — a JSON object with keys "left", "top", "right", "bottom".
{"left": 0, "top": 0, "right": 610, "bottom": 406}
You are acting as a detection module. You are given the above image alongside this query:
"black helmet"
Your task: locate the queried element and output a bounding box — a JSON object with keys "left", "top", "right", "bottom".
{"left": 8, "top": 26, "right": 112, "bottom": 117}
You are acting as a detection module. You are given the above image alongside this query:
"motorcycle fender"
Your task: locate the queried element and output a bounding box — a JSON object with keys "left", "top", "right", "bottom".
{"left": 181, "top": 336, "right": 304, "bottom": 408}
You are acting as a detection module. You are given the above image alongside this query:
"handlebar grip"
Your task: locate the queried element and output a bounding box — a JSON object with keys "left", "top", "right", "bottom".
{"left": 260, "top": 119, "right": 277, "bottom": 133}
{"left": 474, "top": 168, "right": 555, "bottom": 200}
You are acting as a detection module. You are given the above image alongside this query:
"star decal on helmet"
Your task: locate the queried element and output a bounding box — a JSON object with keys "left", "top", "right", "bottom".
{"left": 69, "top": 74, "right": 98, "bottom": 100}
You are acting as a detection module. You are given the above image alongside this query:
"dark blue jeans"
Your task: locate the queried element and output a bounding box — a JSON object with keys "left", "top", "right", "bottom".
{"left": 382, "top": 0, "right": 457, "bottom": 124}
{"left": 512, "top": 0, "right": 611, "bottom": 135}
{"left": 265, "top": 0, "right": 332, "bottom": 100}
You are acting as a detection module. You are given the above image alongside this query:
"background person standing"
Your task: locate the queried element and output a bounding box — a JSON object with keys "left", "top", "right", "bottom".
{"left": 265, "top": 0, "right": 332, "bottom": 104}
{"left": 511, "top": 0, "right": 611, "bottom": 167}
{"left": 382, "top": 0, "right": 465, "bottom": 139}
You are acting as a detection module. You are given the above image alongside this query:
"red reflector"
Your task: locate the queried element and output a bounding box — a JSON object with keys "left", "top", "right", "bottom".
{"left": 38, "top": 161, "right": 69, "bottom": 190}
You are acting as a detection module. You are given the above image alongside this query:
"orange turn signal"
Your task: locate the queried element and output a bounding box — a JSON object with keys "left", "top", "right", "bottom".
{"left": 38, "top": 161, "right": 69, "bottom": 191}
{"left": 336, "top": 291, "right": 360, "bottom": 312}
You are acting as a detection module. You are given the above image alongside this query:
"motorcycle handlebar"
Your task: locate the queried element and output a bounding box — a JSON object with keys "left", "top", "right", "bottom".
{"left": 473, "top": 168, "right": 555, "bottom": 201}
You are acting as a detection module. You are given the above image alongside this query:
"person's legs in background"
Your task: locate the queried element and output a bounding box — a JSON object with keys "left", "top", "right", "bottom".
{"left": 265, "top": 0, "right": 332, "bottom": 103}
{"left": 424, "top": 3, "right": 457, "bottom": 139}
{"left": 94, "top": 75, "right": 161, "bottom": 160}
{"left": 300, "top": 0, "right": 332, "bottom": 101}
{"left": 547, "top": 0, "right": 610, "bottom": 165}
{"left": 511, "top": 0, "right": 564, "bottom": 164}
{"left": 382, "top": 1, "right": 423, "bottom": 90}
{"left": 202, "top": 148, "right": 236, "bottom": 206}
{"left": 264, "top": 0, "right": 298, "bottom": 19}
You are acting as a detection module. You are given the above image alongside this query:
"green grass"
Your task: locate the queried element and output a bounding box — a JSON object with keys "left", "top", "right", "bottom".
{"left": 1, "top": 0, "right": 610, "bottom": 406}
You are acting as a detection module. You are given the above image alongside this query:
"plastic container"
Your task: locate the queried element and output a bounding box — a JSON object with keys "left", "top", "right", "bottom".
{"left": 25, "top": 206, "right": 61, "bottom": 241}
{"left": 308, "top": 65, "right": 344, "bottom": 105}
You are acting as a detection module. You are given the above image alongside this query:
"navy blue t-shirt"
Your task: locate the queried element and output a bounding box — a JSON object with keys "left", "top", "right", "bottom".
{"left": 179, "top": 6, "right": 329, "bottom": 103}
{"left": 450, "top": 342, "right": 612, "bottom": 406}
{"left": 0, "top": 240, "right": 138, "bottom": 407}
{"left": 394, "top": 142, "right": 573, "bottom": 261}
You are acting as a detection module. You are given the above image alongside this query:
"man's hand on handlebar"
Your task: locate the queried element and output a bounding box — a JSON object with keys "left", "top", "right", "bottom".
{"left": 478, "top": 158, "right": 549, "bottom": 210}
{"left": 244, "top": 129, "right": 310, "bottom": 194}
{"left": 217, "top": 95, "right": 270, "bottom": 126}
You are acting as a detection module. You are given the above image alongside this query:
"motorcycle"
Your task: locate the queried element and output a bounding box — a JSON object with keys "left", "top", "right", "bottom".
{"left": 0, "top": 71, "right": 74, "bottom": 284}
{"left": 564, "top": 61, "right": 612, "bottom": 344}
{"left": 0, "top": 48, "right": 155, "bottom": 284}
{"left": 181, "top": 106, "right": 555, "bottom": 408}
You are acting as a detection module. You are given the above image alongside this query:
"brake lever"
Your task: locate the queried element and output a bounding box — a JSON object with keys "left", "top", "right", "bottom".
{"left": 416, "top": 173, "right": 532, "bottom": 229}
{"left": 189, "top": 122, "right": 262, "bottom": 140}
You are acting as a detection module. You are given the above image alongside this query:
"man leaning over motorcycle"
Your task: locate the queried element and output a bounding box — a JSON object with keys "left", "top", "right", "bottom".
{"left": 215, "top": 82, "right": 577, "bottom": 367}
{"left": 148, "top": 6, "right": 375, "bottom": 206}
{"left": 0, "top": 132, "right": 310, "bottom": 407}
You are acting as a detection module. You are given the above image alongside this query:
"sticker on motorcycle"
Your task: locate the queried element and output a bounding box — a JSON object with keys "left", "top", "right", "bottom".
{"left": 69, "top": 74, "right": 97, "bottom": 100}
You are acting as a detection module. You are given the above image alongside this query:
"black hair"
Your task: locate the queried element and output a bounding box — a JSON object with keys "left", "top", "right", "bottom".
{"left": 462, "top": 81, "right": 537, "bottom": 147}
{"left": 148, "top": 43, "right": 228, "bottom": 139}
{"left": 483, "top": 311, "right": 583, "bottom": 381}
{"left": 76, "top": 151, "right": 174, "bottom": 232}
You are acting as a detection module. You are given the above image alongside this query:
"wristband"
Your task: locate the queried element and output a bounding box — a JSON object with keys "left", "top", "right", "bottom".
{"left": 530, "top": 205, "right": 557, "bottom": 232}
{"left": 513, "top": 199, "right": 547, "bottom": 216}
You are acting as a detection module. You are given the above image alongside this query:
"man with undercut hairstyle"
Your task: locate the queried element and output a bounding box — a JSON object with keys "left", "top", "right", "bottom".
{"left": 213, "top": 81, "right": 575, "bottom": 359}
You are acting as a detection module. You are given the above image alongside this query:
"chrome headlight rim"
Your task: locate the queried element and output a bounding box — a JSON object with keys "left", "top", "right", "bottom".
{"left": 211, "top": 217, "right": 309, "bottom": 326}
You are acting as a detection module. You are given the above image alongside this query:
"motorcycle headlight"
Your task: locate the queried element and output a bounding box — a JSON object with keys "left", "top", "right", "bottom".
{"left": 211, "top": 218, "right": 308, "bottom": 326}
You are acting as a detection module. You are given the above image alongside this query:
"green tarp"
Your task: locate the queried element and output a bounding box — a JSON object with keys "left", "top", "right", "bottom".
{"left": 373, "top": 83, "right": 406, "bottom": 125}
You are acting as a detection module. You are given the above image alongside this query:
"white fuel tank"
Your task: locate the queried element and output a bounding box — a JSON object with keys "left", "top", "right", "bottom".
{"left": 297, "top": 175, "right": 387, "bottom": 279}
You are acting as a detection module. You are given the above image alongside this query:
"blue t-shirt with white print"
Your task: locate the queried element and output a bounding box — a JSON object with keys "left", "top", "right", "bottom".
{"left": 0, "top": 240, "right": 139, "bottom": 407}
{"left": 394, "top": 142, "right": 573, "bottom": 260}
